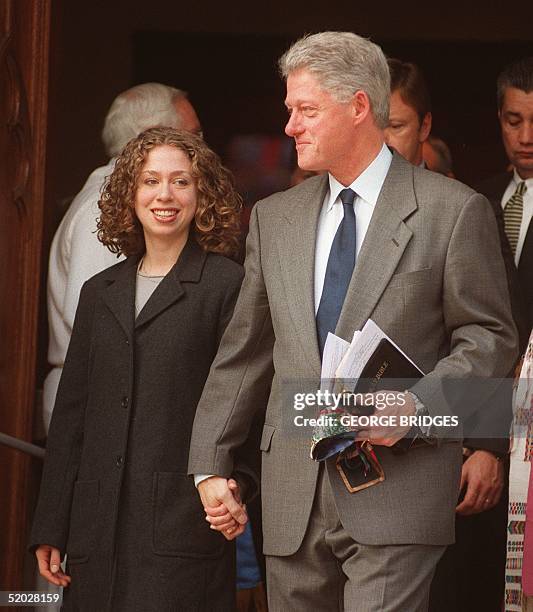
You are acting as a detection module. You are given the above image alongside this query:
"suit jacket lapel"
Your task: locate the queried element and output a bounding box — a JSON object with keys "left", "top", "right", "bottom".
{"left": 519, "top": 224, "right": 533, "bottom": 270}
{"left": 336, "top": 154, "right": 417, "bottom": 339}
{"left": 277, "top": 174, "right": 329, "bottom": 377}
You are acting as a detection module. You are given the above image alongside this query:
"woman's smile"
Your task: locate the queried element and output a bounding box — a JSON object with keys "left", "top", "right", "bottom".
{"left": 150, "top": 207, "right": 179, "bottom": 222}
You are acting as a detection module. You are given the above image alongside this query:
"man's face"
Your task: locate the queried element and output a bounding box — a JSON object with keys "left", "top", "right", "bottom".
{"left": 384, "top": 90, "right": 431, "bottom": 166}
{"left": 284, "top": 69, "right": 357, "bottom": 177}
{"left": 174, "top": 97, "right": 202, "bottom": 136}
{"left": 499, "top": 87, "right": 533, "bottom": 179}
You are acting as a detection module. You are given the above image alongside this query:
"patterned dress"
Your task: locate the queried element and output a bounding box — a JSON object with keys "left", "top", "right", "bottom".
{"left": 507, "top": 332, "right": 533, "bottom": 611}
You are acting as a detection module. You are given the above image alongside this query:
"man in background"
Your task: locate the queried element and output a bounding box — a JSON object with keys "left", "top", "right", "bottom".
{"left": 384, "top": 58, "right": 432, "bottom": 167}
{"left": 385, "top": 60, "right": 455, "bottom": 178}
{"left": 42, "top": 83, "right": 201, "bottom": 432}
{"left": 431, "top": 57, "right": 533, "bottom": 612}
{"left": 477, "top": 57, "right": 533, "bottom": 351}
{"left": 476, "top": 57, "right": 533, "bottom": 612}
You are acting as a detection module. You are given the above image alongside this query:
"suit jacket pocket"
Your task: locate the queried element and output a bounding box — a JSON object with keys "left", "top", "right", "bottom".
{"left": 152, "top": 471, "right": 225, "bottom": 559}
{"left": 387, "top": 267, "right": 433, "bottom": 289}
{"left": 260, "top": 424, "right": 276, "bottom": 452}
{"left": 66, "top": 479, "right": 99, "bottom": 563}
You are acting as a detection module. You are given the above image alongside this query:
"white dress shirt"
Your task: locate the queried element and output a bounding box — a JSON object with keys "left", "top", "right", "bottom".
{"left": 314, "top": 143, "right": 392, "bottom": 311}
{"left": 500, "top": 170, "right": 533, "bottom": 266}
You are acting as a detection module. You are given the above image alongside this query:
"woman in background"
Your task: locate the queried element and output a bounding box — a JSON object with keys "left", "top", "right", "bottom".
{"left": 30, "top": 127, "right": 246, "bottom": 611}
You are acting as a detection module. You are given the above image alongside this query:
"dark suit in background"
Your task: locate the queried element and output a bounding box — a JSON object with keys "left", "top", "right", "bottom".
{"left": 479, "top": 171, "right": 533, "bottom": 350}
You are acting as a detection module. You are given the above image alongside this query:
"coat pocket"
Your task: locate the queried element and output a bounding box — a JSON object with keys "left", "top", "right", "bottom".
{"left": 260, "top": 424, "right": 276, "bottom": 452}
{"left": 386, "top": 267, "right": 433, "bottom": 289}
{"left": 152, "top": 472, "right": 225, "bottom": 559}
{"left": 66, "top": 479, "right": 99, "bottom": 563}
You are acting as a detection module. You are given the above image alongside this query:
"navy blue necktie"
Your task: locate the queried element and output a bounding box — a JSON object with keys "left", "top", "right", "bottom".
{"left": 316, "top": 188, "right": 357, "bottom": 356}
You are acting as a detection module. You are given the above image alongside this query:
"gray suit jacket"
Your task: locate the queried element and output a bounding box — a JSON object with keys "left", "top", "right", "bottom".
{"left": 189, "top": 154, "right": 517, "bottom": 555}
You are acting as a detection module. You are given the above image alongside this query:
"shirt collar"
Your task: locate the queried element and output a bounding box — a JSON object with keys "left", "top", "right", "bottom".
{"left": 512, "top": 168, "right": 533, "bottom": 190}
{"left": 326, "top": 144, "right": 393, "bottom": 211}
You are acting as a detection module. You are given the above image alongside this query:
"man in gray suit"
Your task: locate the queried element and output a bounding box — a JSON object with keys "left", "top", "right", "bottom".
{"left": 189, "top": 32, "right": 517, "bottom": 611}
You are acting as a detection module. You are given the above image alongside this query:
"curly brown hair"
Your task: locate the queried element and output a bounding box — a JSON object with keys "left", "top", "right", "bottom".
{"left": 97, "top": 127, "right": 242, "bottom": 259}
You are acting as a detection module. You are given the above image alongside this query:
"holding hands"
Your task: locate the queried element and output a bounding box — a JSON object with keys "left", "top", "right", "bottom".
{"left": 198, "top": 476, "right": 248, "bottom": 540}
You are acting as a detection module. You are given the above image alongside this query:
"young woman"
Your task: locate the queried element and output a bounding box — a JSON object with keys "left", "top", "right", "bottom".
{"left": 31, "top": 127, "right": 246, "bottom": 611}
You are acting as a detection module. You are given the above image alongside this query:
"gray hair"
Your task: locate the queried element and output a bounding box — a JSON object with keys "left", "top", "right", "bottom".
{"left": 496, "top": 57, "right": 533, "bottom": 111}
{"left": 102, "top": 83, "right": 187, "bottom": 157}
{"left": 279, "top": 32, "right": 390, "bottom": 129}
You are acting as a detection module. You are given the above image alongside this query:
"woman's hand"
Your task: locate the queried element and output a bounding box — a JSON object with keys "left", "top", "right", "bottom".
{"left": 202, "top": 478, "right": 247, "bottom": 541}
{"left": 35, "top": 545, "right": 71, "bottom": 587}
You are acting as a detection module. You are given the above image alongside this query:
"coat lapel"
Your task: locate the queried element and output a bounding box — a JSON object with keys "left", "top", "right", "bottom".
{"left": 277, "top": 174, "right": 329, "bottom": 377}
{"left": 134, "top": 238, "right": 206, "bottom": 329}
{"left": 102, "top": 256, "right": 138, "bottom": 341}
{"left": 336, "top": 154, "right": 417, "bottom": 340}
{"left": 101, "top": 238, "right": 206, "bottom": 337}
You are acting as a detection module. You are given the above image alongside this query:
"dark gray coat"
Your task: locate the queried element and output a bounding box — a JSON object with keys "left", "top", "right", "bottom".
{"left": 30, "top": 239, "right": 244, "bottom": 611}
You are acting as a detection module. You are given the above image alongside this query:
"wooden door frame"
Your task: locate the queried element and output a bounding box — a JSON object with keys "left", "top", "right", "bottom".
{"left": 0, "top": 0, "right": 51, "bottom": 591}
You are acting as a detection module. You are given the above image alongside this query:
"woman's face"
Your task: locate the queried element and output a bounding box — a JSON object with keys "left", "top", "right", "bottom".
{"left": 134, "top": 144, "right": 198, "bottom": 250}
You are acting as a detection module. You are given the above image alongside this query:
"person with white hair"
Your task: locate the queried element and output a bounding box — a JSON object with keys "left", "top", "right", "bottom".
{"left": 42, "top": 83, "right": 201, "bottom": 432}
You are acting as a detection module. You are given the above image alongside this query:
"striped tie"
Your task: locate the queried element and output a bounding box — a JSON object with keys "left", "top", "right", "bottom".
{"left": 504, "top": 181, "right": 527, "bottom": 256}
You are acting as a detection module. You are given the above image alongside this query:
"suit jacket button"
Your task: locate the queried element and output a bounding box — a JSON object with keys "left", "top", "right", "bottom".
{"left": 121, "top": 396, "right": 129, "bottom": 408}
{"left": 116, "top": 455, "right": 123, "bottom": 467}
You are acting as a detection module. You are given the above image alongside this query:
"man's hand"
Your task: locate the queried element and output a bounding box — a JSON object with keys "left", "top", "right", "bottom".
{"left": 198, "top": 476, "right": 248, "bottom": 541}
{"left": 355, "top": 390, "right": 415, "bottom": 446}
{"left": 456, "top": 449, "right": 504, "bottom": 515}
{"left": 35, "top": 545, "right": 71, "bottom": 587}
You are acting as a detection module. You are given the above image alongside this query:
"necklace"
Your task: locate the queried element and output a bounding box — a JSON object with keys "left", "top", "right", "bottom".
{"left": 137, "top": 257, "right": 165, "bottom": 279}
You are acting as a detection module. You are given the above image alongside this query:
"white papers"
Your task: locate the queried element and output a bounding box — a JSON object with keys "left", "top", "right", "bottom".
{"left": 324, "top": 319, "right": 423, "bottom": 387}
{"left": 320, "top": 332, "right": 350, "bottom": 385}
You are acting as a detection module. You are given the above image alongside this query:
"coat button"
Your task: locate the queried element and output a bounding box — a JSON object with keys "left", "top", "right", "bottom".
{"left": 121, "top": 396, "right": 129, "bottom": 409}
{"left": 116, "top": 455, "right": 123, "bottom": 467}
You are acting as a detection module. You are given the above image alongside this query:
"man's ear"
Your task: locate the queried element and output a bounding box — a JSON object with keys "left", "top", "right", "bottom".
{"left": 351, "top": 90, "right": 371, "bottom": 125}
{"left": 419, "top": 112, "right": 432, "bottom": 143}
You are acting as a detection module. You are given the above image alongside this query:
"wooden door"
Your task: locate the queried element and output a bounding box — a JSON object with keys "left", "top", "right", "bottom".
{"left": 0, "top": 0, "right": 50, "bottom": 591}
